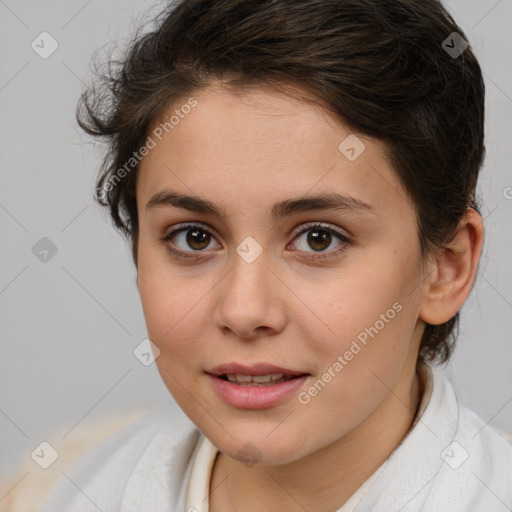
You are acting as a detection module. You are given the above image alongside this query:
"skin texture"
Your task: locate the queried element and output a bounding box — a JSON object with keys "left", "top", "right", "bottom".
{"left": 135, "top": 81, "right": 484, "bottom": 511}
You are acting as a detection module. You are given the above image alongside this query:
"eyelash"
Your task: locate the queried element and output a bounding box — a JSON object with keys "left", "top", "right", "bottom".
{"left": 159, "top": 222, "right": 351, "bottom": 262}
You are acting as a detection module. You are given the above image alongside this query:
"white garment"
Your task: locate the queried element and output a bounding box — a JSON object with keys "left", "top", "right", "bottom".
{"left": 40, "top": 364, "right": 512, "bottom": 511}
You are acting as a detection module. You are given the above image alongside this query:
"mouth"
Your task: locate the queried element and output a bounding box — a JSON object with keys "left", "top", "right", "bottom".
{"left": 206, "top": 362, "right": 310, "bottom": 409}
{"left": 207, "top": 362, "right": 309, "bottom": 384}
{"left": 216, "top": 373, "right": 304, "bottom": 386}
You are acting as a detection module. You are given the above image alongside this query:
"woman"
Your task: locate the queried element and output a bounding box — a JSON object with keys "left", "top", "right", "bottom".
{"left": 9, "top": 0, "right": 512, "bottom": 510}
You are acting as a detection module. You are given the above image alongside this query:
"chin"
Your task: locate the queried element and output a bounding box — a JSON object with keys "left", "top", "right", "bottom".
{"left": 211, "top": 429, "right": 311, "bottom": 467}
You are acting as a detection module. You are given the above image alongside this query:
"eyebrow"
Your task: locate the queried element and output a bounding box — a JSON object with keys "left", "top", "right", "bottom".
{"left": 145, "top": 189, "right": 376, "bottom": 222}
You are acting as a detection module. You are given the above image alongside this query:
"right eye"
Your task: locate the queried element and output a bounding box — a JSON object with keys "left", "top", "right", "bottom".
{"left": 160, "top": 223, "right": 222, "bottom": 259}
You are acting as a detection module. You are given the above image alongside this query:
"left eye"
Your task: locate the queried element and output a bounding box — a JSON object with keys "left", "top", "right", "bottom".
{"left": 161, "top": 222, "right": 350, "bottom": 260}
{"left": 289, "top": 223, "right": 350, "bottom": 257}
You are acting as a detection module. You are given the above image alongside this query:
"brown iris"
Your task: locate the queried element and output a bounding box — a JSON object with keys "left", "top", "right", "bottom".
{"left": 186, "top": 228, "right": 210, "bottom": 250}
{"left": 307, "top": 229, "right": 332, "bottom": 251}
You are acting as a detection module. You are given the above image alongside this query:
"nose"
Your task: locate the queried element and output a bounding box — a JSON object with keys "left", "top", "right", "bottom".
{"left": 213, "top": 247, "right": 287, "bottom": 340}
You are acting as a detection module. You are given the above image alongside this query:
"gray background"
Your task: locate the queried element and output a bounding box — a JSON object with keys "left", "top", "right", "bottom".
{"left": 1, "top": 0, "right": 511, "bottom": 486}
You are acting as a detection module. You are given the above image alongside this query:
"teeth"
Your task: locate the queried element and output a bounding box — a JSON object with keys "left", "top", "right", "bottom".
{"left": 225, "top": 373, "right": 286, "bottom": 383}
{"left": 251, "top": 374, "right": 272, "bottom": 383}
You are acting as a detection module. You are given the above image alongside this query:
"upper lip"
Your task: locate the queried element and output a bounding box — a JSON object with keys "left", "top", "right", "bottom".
{"left": 207, "top": 362, "right": 308, "bottom": 377}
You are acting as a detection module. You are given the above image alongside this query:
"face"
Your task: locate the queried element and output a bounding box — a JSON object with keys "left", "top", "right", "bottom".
{"left": 136, "top": 81, "right": 427, "bottom": 465}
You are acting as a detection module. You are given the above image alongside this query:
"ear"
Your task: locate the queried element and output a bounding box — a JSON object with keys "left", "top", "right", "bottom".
{"left": 419, "top": 208, "right": 485, "bottom": 325}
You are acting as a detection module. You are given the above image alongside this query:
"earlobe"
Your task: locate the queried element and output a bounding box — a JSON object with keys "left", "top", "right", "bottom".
{"left": 419, "top": 208, "right": 485, "bottom": 326}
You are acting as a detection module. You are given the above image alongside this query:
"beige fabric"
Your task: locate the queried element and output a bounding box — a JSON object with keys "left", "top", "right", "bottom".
{"left": 490, "top": 426, "right": 512, "bottom": 444}
{"left": 1, "top": 407, "right": 153, "bottom": 512}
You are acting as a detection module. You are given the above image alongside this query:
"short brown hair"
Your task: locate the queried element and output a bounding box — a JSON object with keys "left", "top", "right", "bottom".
{"left": 77, "top": 0, "right": 485, "bottom": 366}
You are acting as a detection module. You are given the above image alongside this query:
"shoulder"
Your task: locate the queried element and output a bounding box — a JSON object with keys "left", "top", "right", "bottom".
{"left": 428, "top": 368, "right": 512, "bottom": 509}
{"left": 6, "top": 406, "right": 201, "bottom": 512}
{"left": 431, "top": 367, "right": 512, "bottom": 455}
{"left": 457, "top": 398, "right": 512, "bottom": 475}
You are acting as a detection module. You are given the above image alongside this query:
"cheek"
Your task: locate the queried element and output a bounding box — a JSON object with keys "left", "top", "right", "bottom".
{"left": 137, "top": 267, "right": 211, "bottom": 405}
{"left": 293, "top": 305, "right": 413, "bottom": 446}
{"left": 136, "top": 252, "right": 216, "bottom": 365}
{"left": 294, "top": 259, "right": 418, "bottom": 393}
{"left": 295, "top": 263, "right": 409, "bottom": 351}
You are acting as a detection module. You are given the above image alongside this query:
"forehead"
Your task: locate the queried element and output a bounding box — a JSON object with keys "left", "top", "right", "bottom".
{"left": 137, "top": 83, "right": 411, "bottom": 218}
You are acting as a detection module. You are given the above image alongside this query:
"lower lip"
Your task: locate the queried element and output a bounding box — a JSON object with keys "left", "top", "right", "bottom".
{"left": 208, "top": 374, "right": 309, "bottom": 409}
